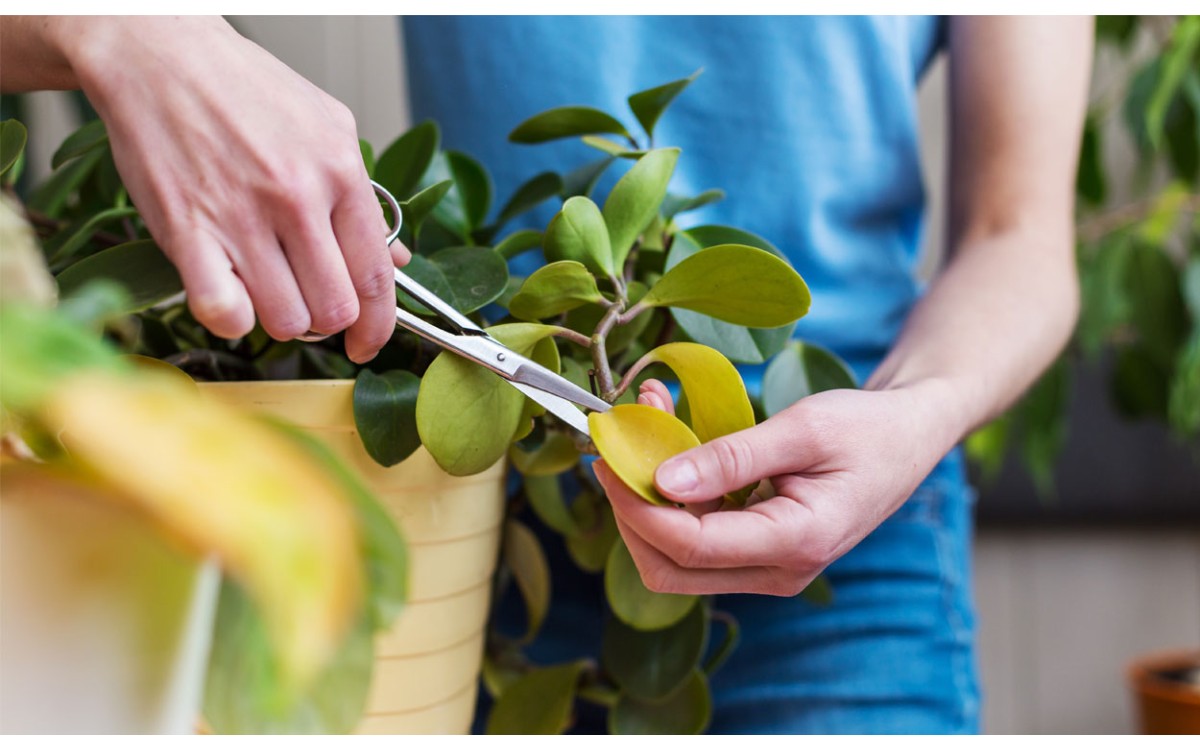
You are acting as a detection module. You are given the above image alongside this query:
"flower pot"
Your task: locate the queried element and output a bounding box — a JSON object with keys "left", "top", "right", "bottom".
{"left": 200, "top": 380, "right": 505, "bottom": 734}
{"left": 1128, "top": 649, "right": 1200, "bottom": 734}
{"left": 0, "top": 466, "right": 220, "bottom": 734}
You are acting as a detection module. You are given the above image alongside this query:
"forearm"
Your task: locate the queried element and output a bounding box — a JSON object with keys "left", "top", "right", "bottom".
{"left": 0, "top": 16, "right": 80, "bottom": 90}
{"left": 865, "top": 218, "right": 1079, "bottom": 447}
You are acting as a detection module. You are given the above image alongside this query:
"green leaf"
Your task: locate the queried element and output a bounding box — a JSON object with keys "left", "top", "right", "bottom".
{"left": 486, "top": 661, "right": 587, "bottom": 734}
{"left": 608, "top": 670, "right": 711, "bottom": 735}
{"left": 0, "top": 119, "right": 27, "bottom": 178}
{"left": 494, "top": 229, "right": 543, "bottom": 260}
{"left": 1112, "top": 343, "right": 1171, "bottom": 422}
{"left": 46, "top": 206, "right": 141, "bottom": 266}
{"left": 644, "top": 243, "right": 811, "bottom": 327}
{"left": 524, "top": 474, "right": 577, "bottom": 536}
{"left": 415, "top": 323, "right": 561, "bottom": 476}
{"left": 605, "top": 539, "right": 698, "bottom": 630}
{"left": 545, "top": 196, "right": 614, "bottom": 276}
{"left": 398, "top": 245, "right": 508, "bottom": 315}
{"left": 50, "top": 118, "right": 108, "bottom": 169}
{"left": 509, "top": 431, "right": 580, "bottom": 476}
{"left": 1164, "top": 72, "right": 1199, "bottom": 183}
{"left": 425, "top": 151, "right": 493, "bottom": 241}
{"left": 1183, "top": 256, "right": 1200, "bottom": 320}
{"left": 352, "top": 370, "right": 421, "bottom": 468}
{"left": 800, "top": 574, "right": 834, "bottom": 606}
{"left": 358, "top": 138, "right": 375, "bottom": 176}
{"left": 762, "top": 341, "right": 857, "bottom": 417}
{"left": 1076, "top": 113, "right": 1107, "bottom": 206}
{"left": 665, "top": 228, "right": 796, "bottom": 363}
{"left": 1077, "top": 233, "right": 1134, "bottom": 355}
{"left": 28, "top": 147, "right": 104, "bottom": 217}
{"left": 965, "top": 414, "right": 1011, "bottom": 485}
{"left": 627, "top": 69, "right": 701, "bottom": 139}
{"left": 496, "top": 172, "right": 563, "bottom": 226}
{"left": 581, "top": 135, "right": 645, "bottom": 158}
{"left": 56, "top": 239, "right": 183, "bottom": 314}
{"left": 204, "top": 583, "right": 374, "bottom": 734}
{"left": 509, "top": 106, "right": 631, "bottom": 144}
{"left": 509, "top": 260, "right": 604, "bottom": 320}
{"left": 603, "top": 603, "right": 707, "bottom": 700}
{"left": 603, "top": 148, "right": 679, "bottom": 271}
{"left": 0, "top": 303, "right": 127, "bottom": 415}
{"left": 400, "top": 178, "right": 453, "bottom": 237}
{"left": 565, "top": 488, "right": 619, "bottom": 573}
{"left": 1096, "top": 16, "right": 1138, "bottom": 48}
{"left": 1146, "top": 16, "right": 1200, "bottom": 151}
{"left": 375, "top": 120, "right": 439, "bottom": 199}
{"left": 661, "top": 189, "right": 725, "bottom": 221}
{"left": 503, "top": 519, "right": 551, "bottom": 644}
{"left": 1168, "top": 332, "right": 1200, "bottom": 437}
{"left": 1125, "top": 240, "right": 1188, "bottom": 368}
{"left": 562, "top": 157, "right": 615, "bottom": 199}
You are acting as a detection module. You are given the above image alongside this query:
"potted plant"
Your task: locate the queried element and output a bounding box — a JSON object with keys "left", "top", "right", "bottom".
{"left": 964, "top": 15, "right": 1199, "bottom": 733}
{"left": 2, "top": 69, "right": 852, "bottom": 734}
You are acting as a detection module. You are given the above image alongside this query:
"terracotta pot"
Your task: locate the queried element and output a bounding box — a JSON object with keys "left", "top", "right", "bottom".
{"left": 200, "top": 380, "right": 505, "bottom": 734}
{"left": 0, "top": 465, "right": 220, "bottom": 733}
{"left": 1128, "top": 649, "right": 1200, "bottom": 734}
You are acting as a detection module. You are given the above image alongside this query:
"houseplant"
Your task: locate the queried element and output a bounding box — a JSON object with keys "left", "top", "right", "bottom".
{"left": 2, "top": 69, "right": 852, "bottom": 733}
{"left": 964, "top": 15, "right": 1199, "bottom": 734}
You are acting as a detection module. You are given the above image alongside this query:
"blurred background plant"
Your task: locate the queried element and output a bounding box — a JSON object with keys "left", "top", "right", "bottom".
{"left": 968, "top": 15, "right": 1200, "bottom": 497}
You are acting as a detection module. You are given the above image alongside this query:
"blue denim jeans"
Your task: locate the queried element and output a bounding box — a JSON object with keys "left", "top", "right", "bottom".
{"left": 479, "top": 448, "right": 979, "bottom": 734}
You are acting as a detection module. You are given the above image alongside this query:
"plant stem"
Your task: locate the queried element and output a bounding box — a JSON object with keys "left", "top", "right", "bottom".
{"left": 551, "top": 327, "right": 592, "bottom": 349}
{"left": 591, "top": 302, "right": 625, "bottom": 400}
{"left": 615, "top": 299, "right": 649, "bottom": 326}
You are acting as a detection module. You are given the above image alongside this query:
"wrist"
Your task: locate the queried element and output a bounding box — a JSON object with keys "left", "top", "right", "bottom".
{"left": 873, "top": 375, "right": 976, "bottom": 455}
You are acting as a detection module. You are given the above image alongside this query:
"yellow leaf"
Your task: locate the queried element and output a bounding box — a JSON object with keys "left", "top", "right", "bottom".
{"left": 634, "top": 342, "right": 755, "bottom": 444}
{"left": 589, "top": 404, "right": 700, "bottom": 506}
{"left": 43, "top": 371, "right": 362, "bottom": 687}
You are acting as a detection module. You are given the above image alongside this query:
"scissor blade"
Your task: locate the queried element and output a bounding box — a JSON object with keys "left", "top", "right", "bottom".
{"left": 394, "top": 268, "right": 484, "bottom": 335}
{"left": 509, "top": 381, "right": 594, "bottom": 437}
{"left": 512, "top": 362, "right": 612, "bottom": 414}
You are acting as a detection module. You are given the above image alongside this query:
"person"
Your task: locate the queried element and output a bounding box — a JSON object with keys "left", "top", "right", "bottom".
{"left": 2, "top": 15, "right": 1092, "bottom": 733}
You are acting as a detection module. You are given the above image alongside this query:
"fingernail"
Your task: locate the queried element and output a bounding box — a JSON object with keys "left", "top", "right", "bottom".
{"left": 658, "top": 458, "right": 698, "bottom": 494}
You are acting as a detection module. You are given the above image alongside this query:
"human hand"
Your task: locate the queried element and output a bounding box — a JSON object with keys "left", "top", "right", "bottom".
{"left": 56, "top": 17, "right": 409, "bottom": 362}
{"left": 594, "top": 378, "right": 962, "bottom": 595}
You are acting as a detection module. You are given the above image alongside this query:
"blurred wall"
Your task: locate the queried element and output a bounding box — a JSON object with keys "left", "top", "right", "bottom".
{"left": 22, "top": 15, "right": 1199, "bottom": 735}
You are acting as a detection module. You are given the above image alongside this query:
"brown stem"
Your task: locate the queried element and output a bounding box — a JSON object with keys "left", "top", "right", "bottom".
{"left": 1076, "top": 193, "right": 1200, "bottom": 245}
{"left": 615, "top": 299, "right": 649, "bottom": 326}
{"left": 591, "top": 302, "right": 625, "bottom": 400}
{"left": 552, "top": 327, "right": 592, "bottom": 348}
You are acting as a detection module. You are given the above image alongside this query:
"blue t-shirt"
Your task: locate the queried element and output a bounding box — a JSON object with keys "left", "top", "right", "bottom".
{"left": 404, "top": 16, "right": 944, "bottom": 383}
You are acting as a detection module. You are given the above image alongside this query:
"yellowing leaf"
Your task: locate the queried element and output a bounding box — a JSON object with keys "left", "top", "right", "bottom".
{"left": 589, "top": 404, "right": 700, "bottom": 506}
{"left": 632, "top": 342, "right": 755, "bottom": 445}
{"left": 508, "top": 261, "right": 604, "bottom": 321}
{"left": 43, "top": 371, "right": 362, "bottom": 688}
{"left": 641, "top": 244, "right": 810, "bottom": 327}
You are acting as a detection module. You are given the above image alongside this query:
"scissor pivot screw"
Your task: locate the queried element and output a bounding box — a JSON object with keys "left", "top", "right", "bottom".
{"left": 497, "top": 353, "right": 506, "bottom": 361}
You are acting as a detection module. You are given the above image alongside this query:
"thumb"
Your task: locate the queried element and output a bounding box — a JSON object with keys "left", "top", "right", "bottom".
{"left": 654, "top": 419, "right": 804, "bottom": 503}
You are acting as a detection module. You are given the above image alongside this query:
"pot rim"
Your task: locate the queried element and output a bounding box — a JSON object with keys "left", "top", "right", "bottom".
{"left": 1127, "top": 649, "right": 1200, "bottom": 705}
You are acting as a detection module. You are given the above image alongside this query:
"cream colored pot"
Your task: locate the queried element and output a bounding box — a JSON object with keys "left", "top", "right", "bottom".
{"left": 200, "top": 380, "right": 505, "bottom": 734}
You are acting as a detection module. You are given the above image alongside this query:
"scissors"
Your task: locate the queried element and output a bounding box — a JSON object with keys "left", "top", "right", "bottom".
{"left": 302, "top": 181, "right": 610, "bottom": 436}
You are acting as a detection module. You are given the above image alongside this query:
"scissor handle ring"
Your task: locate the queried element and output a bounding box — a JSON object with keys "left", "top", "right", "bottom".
{"left": 371, "top": 180, "right": 403, "bottom": 246}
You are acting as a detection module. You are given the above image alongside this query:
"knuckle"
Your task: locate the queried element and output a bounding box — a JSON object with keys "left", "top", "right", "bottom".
{"left": 189, "top": 295, "right": 251, "bottom": 339}
{"left": 709, "top": 437, "right": 755, "bottom": 485}
{"left": 355, "top": 263, "right": 395, "bottom": 302}
{"left": 262, "top": 309, "right": 311, "bottom": 341}
{"left": 309, "top": 295, "right": 359, "bottom": 334}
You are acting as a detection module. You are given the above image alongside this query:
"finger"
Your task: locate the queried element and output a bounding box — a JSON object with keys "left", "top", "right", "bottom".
{"left": 614, "top": 515, "right": 798, "bottom": 596}
{"left": 279, "top": 214, "right": 359, "bottom": 336}
{"left": 654, "top": 417, "right": 813, "bottom": 503}
{"left": 637, "top": 379, "right": 675, "bottom": 416}
{"left": 600, "top": 460, "right": 819, "bottom": 570}
{"left": 332, "top": 185, "right": 401, "bottom": 363}
{"left": 229, "top": 232, "right": 312, "bottom": 341}
{"left": 163, "top": 228, "right": 254, "bottom": 339}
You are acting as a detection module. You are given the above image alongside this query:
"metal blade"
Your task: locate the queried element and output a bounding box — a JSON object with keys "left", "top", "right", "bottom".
{"left": 509, "top": 381, "right": 594, "bottom": 437}
{"left": 512, "top": 362, "right": 612, "bottom": 414}
{"left": 394, "top": 268, "right": 484, "bottom": 335}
